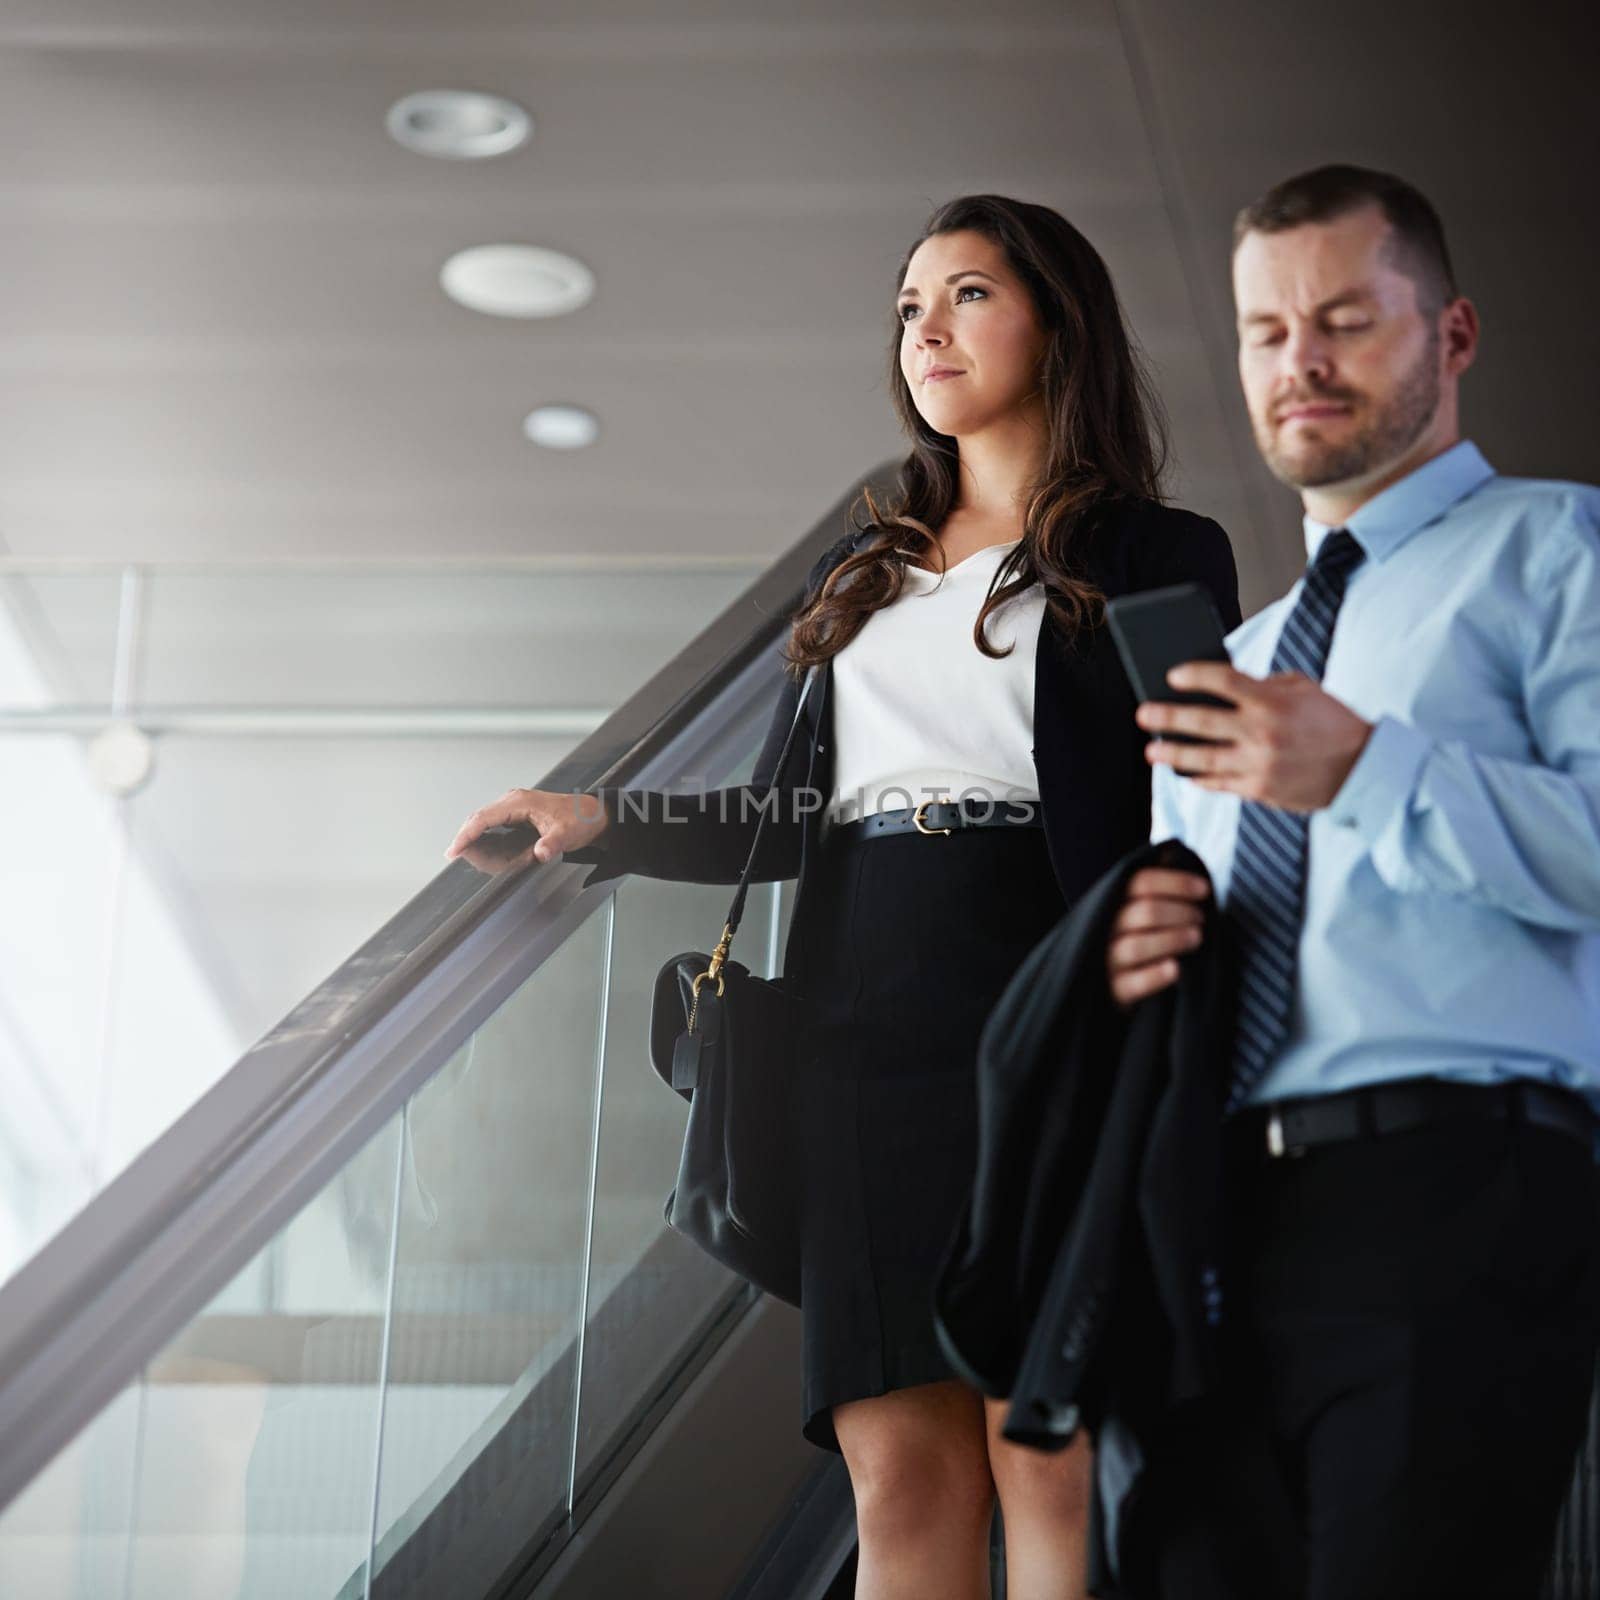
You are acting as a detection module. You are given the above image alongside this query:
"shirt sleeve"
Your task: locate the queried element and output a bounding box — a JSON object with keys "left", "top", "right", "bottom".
{"left": 1150, "top": 761, "right": 1187, "bottom": 847}
{"left": 1326, "top": 497, "right": 1600, "bottom": 932}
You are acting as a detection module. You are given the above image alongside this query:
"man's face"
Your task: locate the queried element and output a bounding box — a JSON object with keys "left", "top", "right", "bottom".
{"left": 1233, "top": 205, "right": 1443, "bottom": 492}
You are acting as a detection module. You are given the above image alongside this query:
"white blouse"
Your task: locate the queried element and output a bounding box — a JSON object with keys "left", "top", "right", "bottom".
{"left": 826, "top": 537, "right": 1046, "bottom": 825}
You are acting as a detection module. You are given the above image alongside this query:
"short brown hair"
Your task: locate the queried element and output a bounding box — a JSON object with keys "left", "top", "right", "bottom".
{"left": 1234, "top": 164, "right": 1459, "bottom": 312}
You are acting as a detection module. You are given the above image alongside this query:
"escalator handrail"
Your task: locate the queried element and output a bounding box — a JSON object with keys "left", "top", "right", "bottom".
{"left": 0, "top": 466, "right": 893, "bottom": 1516}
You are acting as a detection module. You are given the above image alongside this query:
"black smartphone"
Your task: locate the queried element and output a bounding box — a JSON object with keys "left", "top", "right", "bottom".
{"left": 1104, "top": 582, "right": 1234, "bottom": 746}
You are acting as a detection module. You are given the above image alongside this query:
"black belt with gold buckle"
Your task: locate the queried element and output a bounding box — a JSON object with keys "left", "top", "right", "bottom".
{"left": 1233, "top": 1078, "right": 1599, "bottom": 1162}
{"left": 822, "top": 797, "right": 1042, "bottom": 847}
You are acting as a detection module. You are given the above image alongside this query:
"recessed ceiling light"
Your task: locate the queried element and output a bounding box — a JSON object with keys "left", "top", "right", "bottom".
{"left": 523, "top": 405, "right": 600, "bottom": 450}
{"left": 386, "top": 90, "right": 531, "bottom": 160}
{"left": 440, "top": 245, "right": 595, "bottom": 319}
{"left": 87, "top": 721, "right": 155, "bottom": 798}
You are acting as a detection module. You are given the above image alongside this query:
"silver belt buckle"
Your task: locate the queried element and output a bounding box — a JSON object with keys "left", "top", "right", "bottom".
{"left": 1264, "top": 1106, "right": 1309, "bottom": 1159}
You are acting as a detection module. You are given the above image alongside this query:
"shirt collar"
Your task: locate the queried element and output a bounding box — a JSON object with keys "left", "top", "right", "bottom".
{"left": 1302, "top": 439, "right": 1496, "bottom": 565}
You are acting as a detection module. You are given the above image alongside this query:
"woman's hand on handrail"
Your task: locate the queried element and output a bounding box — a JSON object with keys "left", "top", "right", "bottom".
{"left": 444, "top": 788, "right": 610, "bottom": 875}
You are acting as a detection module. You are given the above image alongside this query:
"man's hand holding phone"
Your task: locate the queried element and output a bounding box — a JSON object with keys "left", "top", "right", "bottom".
{"left": 1135, "top": 663, "right": 1375, "bottom": 813}
{"left": 1100, "top": 580, "right": 1374, "bottom": 1004}
{"left": 1105, "top": 577, "right": 1371, "bottom": 815}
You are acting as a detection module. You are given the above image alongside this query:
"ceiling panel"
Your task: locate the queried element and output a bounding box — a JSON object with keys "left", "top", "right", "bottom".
{"left": 0, "top": 0, "right": 1080, "bottom": 31}
{"left": 0, "top": 2, "right": 1254, "bottom": 571}
{"left": 0, "top": 33, "right": 1138, "bottom": 190}
{"left": 3, "top": 2, "right": 1589, "bottom": 588}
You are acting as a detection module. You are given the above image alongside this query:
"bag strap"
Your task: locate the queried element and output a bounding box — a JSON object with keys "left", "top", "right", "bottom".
{"left": 696, "top": 661, "right": 820, "bottom": 991}
{"left": 697, "top": 527, "right": 868, "bottom": 990}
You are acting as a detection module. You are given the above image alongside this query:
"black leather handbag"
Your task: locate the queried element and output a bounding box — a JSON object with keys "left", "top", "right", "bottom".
{"left": 646, "top": 663, "right": 822, "bottom": 1306}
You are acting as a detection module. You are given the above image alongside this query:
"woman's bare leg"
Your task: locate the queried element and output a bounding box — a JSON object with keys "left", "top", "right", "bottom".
{"left": 833, "top": 1379, "right": 996, "bottom": 1600}
{"left": 983, "top": 1396, "right": 1093, "bottom": 1600}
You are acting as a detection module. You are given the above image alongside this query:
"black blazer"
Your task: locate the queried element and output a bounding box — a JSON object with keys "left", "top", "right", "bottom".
{"left": 931, "top": 836, "right": 1234, "bottom": 1597}
{"left": 565, "top": 497, "right": 1241, "bottom": 987}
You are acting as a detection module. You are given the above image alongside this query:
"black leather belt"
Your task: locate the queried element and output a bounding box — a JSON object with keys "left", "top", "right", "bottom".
{"left": 822, "top": 797, "right": 1043, "bottom": 848}
{"left": 1230, "top": 1078, "right": 1599, "bottom": 1162}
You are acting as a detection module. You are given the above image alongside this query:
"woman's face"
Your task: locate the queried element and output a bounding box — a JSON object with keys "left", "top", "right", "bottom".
{"left": 897, "top": 228, "right": 1049, "bottom": 439}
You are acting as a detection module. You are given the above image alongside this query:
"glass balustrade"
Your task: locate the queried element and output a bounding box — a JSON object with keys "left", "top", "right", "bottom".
{"left": 0, "top": 842, "right": 795, "bottom": 1600}
{"left": 0, "top": 1110, "right": 407, "bottom": 1600}
{"left": 0, "top": 561, "right": 757, "bottom": 1293}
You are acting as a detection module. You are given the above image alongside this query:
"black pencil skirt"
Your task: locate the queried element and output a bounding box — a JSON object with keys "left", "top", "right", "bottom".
{"left": 791, "top": 816, "right": 1068, "bottom": 1452}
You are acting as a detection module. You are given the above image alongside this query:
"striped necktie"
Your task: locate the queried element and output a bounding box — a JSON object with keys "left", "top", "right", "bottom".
{"left": 1224, "top": 527, "right": 1366, "bottom": 1115}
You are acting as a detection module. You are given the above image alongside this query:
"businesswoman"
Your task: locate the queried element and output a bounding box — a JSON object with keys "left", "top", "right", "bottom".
{"left": 447, "top": 194, "right": 1239, "bottom": 1600}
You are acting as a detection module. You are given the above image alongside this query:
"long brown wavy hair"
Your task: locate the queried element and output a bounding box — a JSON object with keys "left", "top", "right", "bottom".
{"left": 784, "top": 193, "right": 1168, "bottom": 675}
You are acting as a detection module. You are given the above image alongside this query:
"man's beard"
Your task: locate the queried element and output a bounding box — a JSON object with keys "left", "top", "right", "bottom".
{"left": 1257, "top": 329, "right": 1441, "bottom": 490}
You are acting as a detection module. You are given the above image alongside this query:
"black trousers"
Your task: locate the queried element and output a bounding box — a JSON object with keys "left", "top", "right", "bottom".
{"left": 1135, "top": 1101, "right": 1600, "bottom": 1599}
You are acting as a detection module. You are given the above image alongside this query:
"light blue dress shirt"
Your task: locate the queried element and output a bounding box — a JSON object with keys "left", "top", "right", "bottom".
{"left": 1153, "top": 439, "right": 1600, "bottom": 1113}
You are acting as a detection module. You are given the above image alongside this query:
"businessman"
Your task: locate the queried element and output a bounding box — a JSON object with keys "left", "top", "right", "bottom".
{"left": 1107, "top": 165, "right": 1600, "bottom": 1596}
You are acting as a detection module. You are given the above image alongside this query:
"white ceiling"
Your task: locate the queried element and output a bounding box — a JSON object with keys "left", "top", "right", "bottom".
{"left": 0, "top": 0, "right": 1260, "bottom": 587}
{"left": 1, "top": 0, "right": 1594, "bottom": 608}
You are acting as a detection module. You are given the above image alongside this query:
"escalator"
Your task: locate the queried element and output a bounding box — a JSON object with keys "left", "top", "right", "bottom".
{"left": 0, "top": 478, "right": 882, "bottom": 1600}
{"left": 2, "top": 466, "right": 1597, "bottom": 1599}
